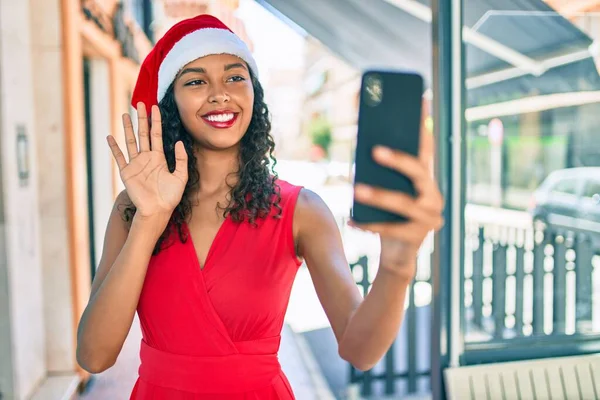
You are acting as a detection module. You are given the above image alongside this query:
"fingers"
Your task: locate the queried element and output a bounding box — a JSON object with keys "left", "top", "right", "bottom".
{"left": 107, "top": 135, "right": 127, "bottom": 170}
{"left": 372, "top": 146, "right": 433, "bottom": 195}
{"left": 354, "top": 183, "right": 444, "bottom": 227}
{"left": 357, "top": 141, "right": 445, "bottom": 232}
{"left": 173, "top": 141, "right": 188, "bottom": 180}
{"left": 137, "top": 102, "right": 150, "bottom": 152}
{"left": 122, "top": 113, "right": 138, "bottom": 160}
{"left": 150, "top": 105, "right": 164, "bottom": 153}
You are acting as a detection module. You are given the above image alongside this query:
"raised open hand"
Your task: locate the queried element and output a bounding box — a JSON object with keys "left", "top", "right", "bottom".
{"left": 107, "top": 103, "right": 188, "bottom": 219}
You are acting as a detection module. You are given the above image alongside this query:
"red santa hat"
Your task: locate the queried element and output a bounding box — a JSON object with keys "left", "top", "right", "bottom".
{"left": 131, "top": 14, "right": 258, "bottom": 111}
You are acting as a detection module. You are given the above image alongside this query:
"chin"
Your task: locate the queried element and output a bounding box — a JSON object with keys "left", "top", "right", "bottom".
{"left": 194, "top": 132, "right": 245, "bottom": 151}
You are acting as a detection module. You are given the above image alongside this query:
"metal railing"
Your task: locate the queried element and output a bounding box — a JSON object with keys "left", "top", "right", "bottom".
{"left": 347, "top": 251, "right": 433, "bottom": 397}
{"left": 465, "top": 220, "right": 599, "bottom": 342}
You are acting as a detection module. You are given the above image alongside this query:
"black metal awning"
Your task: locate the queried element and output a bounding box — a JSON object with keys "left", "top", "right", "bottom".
{"left": 257, "top": 0, "right": 600, "bottom": 108}
{"left": 462, "top": 0, "right": 600, "bottom": 106}
{"left": 464, "top": 0, "right": 591, "bottom": 74}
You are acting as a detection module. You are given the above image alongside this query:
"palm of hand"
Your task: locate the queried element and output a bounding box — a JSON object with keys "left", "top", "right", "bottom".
{"left": 107, "top": 103, "right": 189, "bottom": 219}
{"left": 120, "top": 151, "right": 186, "bottom": 217}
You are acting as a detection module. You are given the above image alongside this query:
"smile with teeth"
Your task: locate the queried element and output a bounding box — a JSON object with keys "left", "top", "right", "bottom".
{"left": 204, "top": 113, "right": 235, "bottom": 122}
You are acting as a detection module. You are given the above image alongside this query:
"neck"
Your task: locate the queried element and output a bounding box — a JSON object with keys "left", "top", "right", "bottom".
{"left": 194, "top": 145, "right": 240, "bottom": 196}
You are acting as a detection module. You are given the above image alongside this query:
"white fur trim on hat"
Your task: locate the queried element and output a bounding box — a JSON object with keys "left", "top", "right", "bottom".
{"left": 157, "top": 28, "right": 259, "bottom": 102}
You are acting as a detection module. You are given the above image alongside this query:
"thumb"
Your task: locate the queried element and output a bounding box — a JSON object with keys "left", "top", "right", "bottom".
{"left": 173, "top": 141, "right": 188, "bottom": 178}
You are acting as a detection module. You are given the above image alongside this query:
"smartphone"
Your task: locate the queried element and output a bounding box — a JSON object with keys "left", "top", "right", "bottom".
{"left": 352, "top": 69, "right": 424, "bottom": 224}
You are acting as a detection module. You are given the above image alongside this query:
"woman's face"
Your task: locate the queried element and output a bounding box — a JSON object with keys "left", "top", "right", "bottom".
{"left": 173, "top": 54, "right": 254, "bottom": 150}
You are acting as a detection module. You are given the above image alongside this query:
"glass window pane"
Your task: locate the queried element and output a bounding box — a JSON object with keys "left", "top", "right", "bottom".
{"left": 583, "top": 179, "right": 600, "bottom": 198}
{"left": 463, "top": 1, "right": 600, "bottom": 346}
{"left": 551, "top": 178, "right": 578, "bottom": 195}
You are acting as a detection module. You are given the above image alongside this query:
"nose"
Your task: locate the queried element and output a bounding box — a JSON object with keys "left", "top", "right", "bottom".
{"left": 208, "top": 83, "right": 230, "bottom": 104}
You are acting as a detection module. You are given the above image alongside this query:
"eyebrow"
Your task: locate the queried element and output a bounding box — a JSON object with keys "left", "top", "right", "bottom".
{"left": 178, "top": 63, "right": 248, "bottom": 79}
{"left": 178, "top": 67, "right": 206, "bottom": 79}
{"left": 224, "top": 63, "right": 248, "bottom": 71}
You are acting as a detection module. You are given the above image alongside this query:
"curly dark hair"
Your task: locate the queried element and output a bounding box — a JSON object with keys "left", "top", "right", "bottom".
{"left": 121, "top": 70, "right": 281, "bottom": 254}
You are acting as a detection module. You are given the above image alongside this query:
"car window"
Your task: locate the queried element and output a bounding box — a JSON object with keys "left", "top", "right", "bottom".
{"left": 550, "top": 178, "right": 578, "bottom": 195}
{"left": 582, "top": 179, "right": 600, "bottom": 199}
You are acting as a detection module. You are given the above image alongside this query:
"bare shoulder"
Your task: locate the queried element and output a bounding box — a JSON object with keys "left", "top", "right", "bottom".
{"left": 293, "top": 188, "right": 338, "bottom": 239}
{"left": 295, "top": 188, "right": 332, "bottom": 219}
{"left": 292, "top": 187, "right": 348, "bottom": 273}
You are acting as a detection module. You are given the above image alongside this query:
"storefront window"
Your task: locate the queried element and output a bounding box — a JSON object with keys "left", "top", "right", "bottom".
{"left": 126, "top": 0, "right": 154, "bottom": 42}
{"left": 462, "top": 2, "right": 600, "bottom": 359}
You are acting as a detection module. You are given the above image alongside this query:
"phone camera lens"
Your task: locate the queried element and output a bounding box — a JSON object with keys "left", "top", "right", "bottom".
{"left": 364, "top": 74, "right": 383, "bottom": 106}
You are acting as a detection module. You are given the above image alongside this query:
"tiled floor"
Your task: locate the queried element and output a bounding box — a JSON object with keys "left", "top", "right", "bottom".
{"left": 77, "top": 317, "right": 320, "bottom": 399}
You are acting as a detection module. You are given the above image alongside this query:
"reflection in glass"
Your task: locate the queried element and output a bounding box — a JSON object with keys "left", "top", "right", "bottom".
{"left": 463, "top": 3, "right": 600, "bottom": 344}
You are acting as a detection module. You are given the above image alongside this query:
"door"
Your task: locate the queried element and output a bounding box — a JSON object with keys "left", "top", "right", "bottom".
{"left": 83, "top": 58, "right": 97, "bottom": 281}
{"left": 83, "top": 58, "right": 114, "bottom": 281}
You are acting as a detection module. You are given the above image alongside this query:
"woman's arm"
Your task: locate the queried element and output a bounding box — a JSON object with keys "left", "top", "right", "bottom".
{"left": 76, "top": 190, "right": 169, "bottom": 373}
{"left": 336, "top": 260, "right": 412, "bottom": 371}
{"left": 296, "top": 123, "right": 443, "bottom": 371}
{"left": 77, "top": 104, "right": 187, "bottom": 373}
{"left": 294, "top": 189, "right": 412, "bottom": 371}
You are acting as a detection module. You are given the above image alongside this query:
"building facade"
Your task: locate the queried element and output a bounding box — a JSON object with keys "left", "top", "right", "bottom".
{"left": 0, "top": 0, "right": 252, "bottom": 399}
{"left": 301, "top": 36, "right": 361, "bottom": 163}
{"left": 1, "top": 0, "right": 155, "bottom": 398}
{"left": 265, "top": 67, "right": 306, "bottom": 160}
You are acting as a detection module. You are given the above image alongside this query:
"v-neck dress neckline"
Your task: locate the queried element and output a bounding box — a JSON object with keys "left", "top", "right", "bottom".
{"left": 184, "top": 216, "right": 230, "bottom": 273}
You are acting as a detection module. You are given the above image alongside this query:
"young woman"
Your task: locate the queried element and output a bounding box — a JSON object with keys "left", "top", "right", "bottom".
{"left": 76, "top": 14, "right": 444, "bottom": 399}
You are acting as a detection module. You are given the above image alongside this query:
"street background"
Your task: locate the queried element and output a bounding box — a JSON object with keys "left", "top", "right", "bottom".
{"left": 2, "top": 0, "right": 600, "bottom": 399}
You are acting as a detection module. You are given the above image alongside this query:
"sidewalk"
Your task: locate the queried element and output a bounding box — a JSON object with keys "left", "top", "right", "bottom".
{"left": 76, "top": 316, "right": 328, "bottom": 399}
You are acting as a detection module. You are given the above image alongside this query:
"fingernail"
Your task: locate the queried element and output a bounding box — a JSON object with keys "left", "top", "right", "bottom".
{"left": 355, "top": 184, "right": 372, "bottom": 198}
{"left": 374, "top": 146, "right": 392, "bottom": 160}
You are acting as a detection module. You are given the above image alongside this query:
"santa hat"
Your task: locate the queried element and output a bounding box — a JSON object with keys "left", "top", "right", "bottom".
{"left": 131, "top": 14, "right": 258, "bottom": 111}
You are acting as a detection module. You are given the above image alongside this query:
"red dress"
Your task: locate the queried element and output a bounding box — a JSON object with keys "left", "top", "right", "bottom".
{"left": 130, "top": 180, "right": 303, "bottom": 399}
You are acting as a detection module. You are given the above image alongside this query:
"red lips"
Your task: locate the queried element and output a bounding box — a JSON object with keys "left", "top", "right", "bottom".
{"left": 201, "top": 110, "right": 239, "bottom": 129}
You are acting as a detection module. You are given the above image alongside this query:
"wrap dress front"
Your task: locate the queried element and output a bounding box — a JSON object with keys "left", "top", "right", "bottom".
{"left": 129, "top": 180, "right": 303, "bottom": 399}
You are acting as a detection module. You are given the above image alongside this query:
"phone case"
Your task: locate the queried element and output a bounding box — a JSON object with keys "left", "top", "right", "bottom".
{"left": 352, "top": 70, "right": 423, "bottom": 224}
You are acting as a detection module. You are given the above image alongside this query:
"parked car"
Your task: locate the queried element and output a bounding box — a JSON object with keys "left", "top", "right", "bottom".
{"left": 528, "top": 167, "right": 600, "bottom": 250}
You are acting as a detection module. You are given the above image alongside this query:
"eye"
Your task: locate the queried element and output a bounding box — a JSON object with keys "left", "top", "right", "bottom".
{"left": 184, "top": 79, "right": 205, "bottom": 86}
{"left": 227, "top": 75, "right": 246, "bottom": 83}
